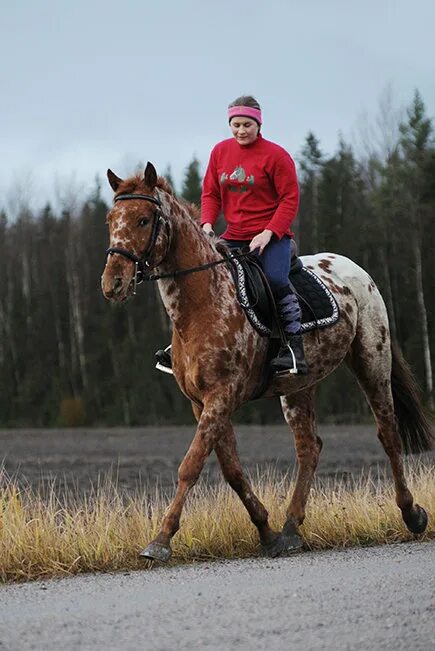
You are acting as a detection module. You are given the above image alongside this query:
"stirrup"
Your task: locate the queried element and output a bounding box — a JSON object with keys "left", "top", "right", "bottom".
{"left": 155, "top": 345, "right": 173, "bottom": 375}
{"left": 275, "top": 343, "right": 298, "bottom": 376}
{"left": 155, "top": 362, "right": 174, "bottom": 375}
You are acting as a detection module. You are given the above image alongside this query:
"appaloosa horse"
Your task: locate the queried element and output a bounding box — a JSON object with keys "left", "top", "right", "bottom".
{"left": 101, "top": 163, "right": 432, "bottom": 561}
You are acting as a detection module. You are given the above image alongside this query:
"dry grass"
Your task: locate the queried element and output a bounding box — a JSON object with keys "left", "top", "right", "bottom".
{"left": 1, "top": 463, "right": 434, "bottom": 583}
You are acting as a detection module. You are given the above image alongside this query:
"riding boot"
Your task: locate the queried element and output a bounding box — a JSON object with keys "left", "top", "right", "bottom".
{"left": 155, "top": 345, "right": 173, "bottom": 374}
{"left": 270, "top": 291, "right": 308, "bottom": 375}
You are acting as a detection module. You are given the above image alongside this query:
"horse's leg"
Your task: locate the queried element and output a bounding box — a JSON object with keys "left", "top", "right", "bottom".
{"left": 213, "top": 424, "right": 281, "bottom": 553}
{"left": 346, "top": 325, "right": 428, "bottom": 534}
{"left": 279, "top": 387, "right": 322, "bottom": 553}
{"left": 140, "top": 393, "right": 232, "bottom": 562}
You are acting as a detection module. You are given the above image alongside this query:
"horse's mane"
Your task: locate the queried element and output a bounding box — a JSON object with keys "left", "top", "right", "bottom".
{"left": 116, "top": 173, "right": 201, "bottom": 222}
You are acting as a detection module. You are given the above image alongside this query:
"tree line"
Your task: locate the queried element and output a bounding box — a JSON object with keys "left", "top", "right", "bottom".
{"left": 0, "top": 91, "right": 433, "bottom": 427}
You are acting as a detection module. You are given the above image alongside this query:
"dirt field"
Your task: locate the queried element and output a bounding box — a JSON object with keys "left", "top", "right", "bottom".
{"left": 1, "top": 424, "right": 433, "bottom": 494}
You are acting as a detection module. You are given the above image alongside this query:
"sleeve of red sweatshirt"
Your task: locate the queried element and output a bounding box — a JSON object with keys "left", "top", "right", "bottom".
{"left": 200, "top": 147, "right": 222, "bottom": 226}
{"left": 266, "top": 154, "right": 300, "bottom": 239}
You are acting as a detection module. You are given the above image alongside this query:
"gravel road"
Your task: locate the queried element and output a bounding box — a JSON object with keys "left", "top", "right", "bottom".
{"left": 1, "top": 542, "right": 434, "bottom": 650}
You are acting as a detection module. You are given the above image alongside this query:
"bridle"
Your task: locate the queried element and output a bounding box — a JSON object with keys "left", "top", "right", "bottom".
{"left": 105, "top": 191, "right": 254, "bottom": 294}
{"left": 106, "top": 192, "right": 171, "bottom": 294}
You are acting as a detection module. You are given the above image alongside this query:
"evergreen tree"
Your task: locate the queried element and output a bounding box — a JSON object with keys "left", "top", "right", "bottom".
{"left": 318, "top": 138, "right": 369, "bottom": 263}
{"left": 298, "top": 132, "right": 323, "bottom": 253}
{"left": 181, "top": 157, "right": 202, "bottom": 206}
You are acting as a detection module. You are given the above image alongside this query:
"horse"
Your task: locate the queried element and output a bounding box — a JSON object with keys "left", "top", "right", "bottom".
{"left": 101, "top": 162, "right": 433, "bottom": 561}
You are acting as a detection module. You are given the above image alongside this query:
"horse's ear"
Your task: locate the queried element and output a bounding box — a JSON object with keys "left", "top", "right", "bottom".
{"left": 144, "top": 162, "right": 157, "bottom": 189}
{"left": 107, "top": 169, "right": 123, "bottom": 191}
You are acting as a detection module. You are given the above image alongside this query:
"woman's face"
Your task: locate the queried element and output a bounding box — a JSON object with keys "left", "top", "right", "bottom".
{"left": 229, "top": 117, "right": 259, "bottom": 145}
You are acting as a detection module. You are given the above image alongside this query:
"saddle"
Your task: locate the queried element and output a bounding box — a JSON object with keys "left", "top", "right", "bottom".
{"left": 225, "top": 248, "right": 340, "bottom": 398}
{"left": 226, "top": 249, "right": 340, "bottom": 339}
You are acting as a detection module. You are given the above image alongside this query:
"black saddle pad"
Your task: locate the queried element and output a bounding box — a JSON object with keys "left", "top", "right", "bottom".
{"left": 227, "top": 252, "right": 340, "bottom": 336}
{"left": 291, "top": 267, "right": 340, "bottom": 333}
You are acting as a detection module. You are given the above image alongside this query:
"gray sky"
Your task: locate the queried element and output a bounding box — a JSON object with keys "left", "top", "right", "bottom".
{"left": 1, "top": 0, "right": 434, "bottom": 213}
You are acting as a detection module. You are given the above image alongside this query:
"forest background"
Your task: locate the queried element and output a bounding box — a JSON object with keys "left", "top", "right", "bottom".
{"left": 0, "top": 91, "right": 433, "bottom": 427}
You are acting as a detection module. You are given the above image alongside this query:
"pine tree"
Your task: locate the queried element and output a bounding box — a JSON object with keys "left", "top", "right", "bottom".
{"left": 181, "top": 157, "right": 202, "bottom": 206}
{"left": 318, "top": 138, "right": 368, "bottom": 261}
{"left": 298, "top": 132, "right": 323, "bottom": 253}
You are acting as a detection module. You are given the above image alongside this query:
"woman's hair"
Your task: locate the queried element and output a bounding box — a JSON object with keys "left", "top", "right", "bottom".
{"left": 228, "top": 95, "right": 261, "bottom": 110}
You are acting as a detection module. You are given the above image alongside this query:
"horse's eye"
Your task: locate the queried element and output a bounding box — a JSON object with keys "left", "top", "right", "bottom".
{"left": 138, "top": 217, "right": 149, "bottom": 227}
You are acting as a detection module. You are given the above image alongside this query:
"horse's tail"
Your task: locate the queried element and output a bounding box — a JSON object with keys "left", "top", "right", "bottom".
{"left": 391, "top": 341, "right": 434, "bottom": 454}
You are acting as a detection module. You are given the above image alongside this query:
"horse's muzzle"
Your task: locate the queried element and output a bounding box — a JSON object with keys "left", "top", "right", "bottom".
{"left": 101, "top": 272, "right": 132, "bottom": 302}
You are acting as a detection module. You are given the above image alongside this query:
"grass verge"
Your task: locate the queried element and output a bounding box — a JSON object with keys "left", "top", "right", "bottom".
{"left": 1, "top": 462, "right": 433, "bottom": 583}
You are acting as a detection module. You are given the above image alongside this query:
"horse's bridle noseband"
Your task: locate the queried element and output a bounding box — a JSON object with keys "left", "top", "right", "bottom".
{"left": 106, "top": 192, "right": 171, "bottom": 294}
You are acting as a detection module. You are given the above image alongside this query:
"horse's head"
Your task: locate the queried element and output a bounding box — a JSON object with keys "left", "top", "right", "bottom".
{"left": 101, "top": 162, "right": 171, "bottom": 301}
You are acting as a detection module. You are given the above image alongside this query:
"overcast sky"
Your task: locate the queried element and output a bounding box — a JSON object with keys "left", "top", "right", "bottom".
{"left": 1, "top": 0, "right": 434, "bottom": 213}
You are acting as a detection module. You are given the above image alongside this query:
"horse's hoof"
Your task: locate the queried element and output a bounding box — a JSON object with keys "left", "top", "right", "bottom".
{"left": 262, "top": 534, "right": 286, "bottom": 558}
{"left": 403, "top": 504, "right": 428, "bottom": 535}
{"left": 262, "top": 531, "right": 304, "bottom": 558}
{"left": 139, "top": 542, "right": 172, "bottom": 562}
{"left": 280, "top": 531, "right": 304, "bottom": 554}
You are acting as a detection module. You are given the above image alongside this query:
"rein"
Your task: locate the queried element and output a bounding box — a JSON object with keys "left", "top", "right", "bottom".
{"left": 143, "top": 249, "right": 252, "bottom": 282}
{"left": 105, "top": 191, "right": 252, "bottom": 292}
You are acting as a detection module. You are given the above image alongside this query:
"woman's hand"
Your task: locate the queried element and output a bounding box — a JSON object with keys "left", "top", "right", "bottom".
{"left": 249, "top": 229, "right": 273, "bottom": 254}
{"left": 202, "top": 223, "right": 215, "bottom": 236}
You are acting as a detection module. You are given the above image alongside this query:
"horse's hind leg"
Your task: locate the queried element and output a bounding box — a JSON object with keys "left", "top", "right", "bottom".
{"left": 346, "top": 318, "right": 427, "bottom": 534}
{"left": 279, "top": 387, "right": 322, "bottom": 553}
{"left": 214, "top": 424, "right": 281, "bottom": 551}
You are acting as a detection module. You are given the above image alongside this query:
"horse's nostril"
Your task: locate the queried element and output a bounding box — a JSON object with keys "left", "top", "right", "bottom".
{"left": 113, "top": 277, "right": 123, "bottom": 294}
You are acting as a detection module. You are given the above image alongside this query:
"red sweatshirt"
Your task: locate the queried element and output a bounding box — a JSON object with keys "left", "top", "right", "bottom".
{"left": 200, "top": 134, "right": 299, "bottom": 240}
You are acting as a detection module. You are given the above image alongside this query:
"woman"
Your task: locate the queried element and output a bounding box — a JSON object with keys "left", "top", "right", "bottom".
{"left": 156, "top": 95, "right": 307, "bottom": 375}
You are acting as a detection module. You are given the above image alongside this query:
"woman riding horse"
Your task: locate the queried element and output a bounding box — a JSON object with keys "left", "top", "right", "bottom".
{"left": 156, "top": 95, "right": 307, "bottom": 375}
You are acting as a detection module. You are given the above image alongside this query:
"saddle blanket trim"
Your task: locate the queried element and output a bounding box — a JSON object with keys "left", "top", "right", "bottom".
{"left": 297, "top": 268, "right": 340, "bottom": 333}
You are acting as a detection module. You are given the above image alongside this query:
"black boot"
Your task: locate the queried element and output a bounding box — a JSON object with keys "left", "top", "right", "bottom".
{"left": 155, "top": 345, "right": 173, "bottom": 374}
{"left": 270, "top": 333, "right": 308, "bottom": 375}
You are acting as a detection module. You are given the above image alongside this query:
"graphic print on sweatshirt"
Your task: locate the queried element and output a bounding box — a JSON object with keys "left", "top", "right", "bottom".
{"left": 220, "top": 166, "right": 255, "bottom": 193}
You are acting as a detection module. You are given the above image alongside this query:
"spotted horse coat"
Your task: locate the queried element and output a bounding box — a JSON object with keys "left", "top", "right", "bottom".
{"left": 101, "top": 163, "right": 433, "bottom": 562}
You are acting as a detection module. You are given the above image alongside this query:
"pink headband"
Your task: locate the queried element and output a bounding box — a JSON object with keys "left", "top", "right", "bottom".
{"left": 228, "top": 106, "right": 262, "bottom": 125}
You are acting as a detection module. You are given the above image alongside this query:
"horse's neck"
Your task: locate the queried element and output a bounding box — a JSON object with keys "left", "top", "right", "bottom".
{"left": 157, "top": 199, "right": 225, "bottom": 337}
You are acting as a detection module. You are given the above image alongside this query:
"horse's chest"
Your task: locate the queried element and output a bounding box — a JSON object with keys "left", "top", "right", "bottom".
{"left": 173, "top": 330, "right": 256, "bottom": 403}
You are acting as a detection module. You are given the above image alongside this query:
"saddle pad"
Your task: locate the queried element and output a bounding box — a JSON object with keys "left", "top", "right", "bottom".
{"left": 228, "top": 253, "right": 340, "bottom": 336}
{"left": 291, "top": 268, "right": 340, "bottom": 333}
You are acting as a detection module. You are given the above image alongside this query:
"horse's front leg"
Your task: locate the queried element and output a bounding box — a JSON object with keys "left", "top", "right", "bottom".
{"left": 140, "top": 394, "right": 231, "bottom": 562}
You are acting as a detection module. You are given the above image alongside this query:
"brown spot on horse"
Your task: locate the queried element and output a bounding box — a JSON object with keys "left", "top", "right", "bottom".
{"left": 318, "top": 259, "right": 333, "bottom": 273}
